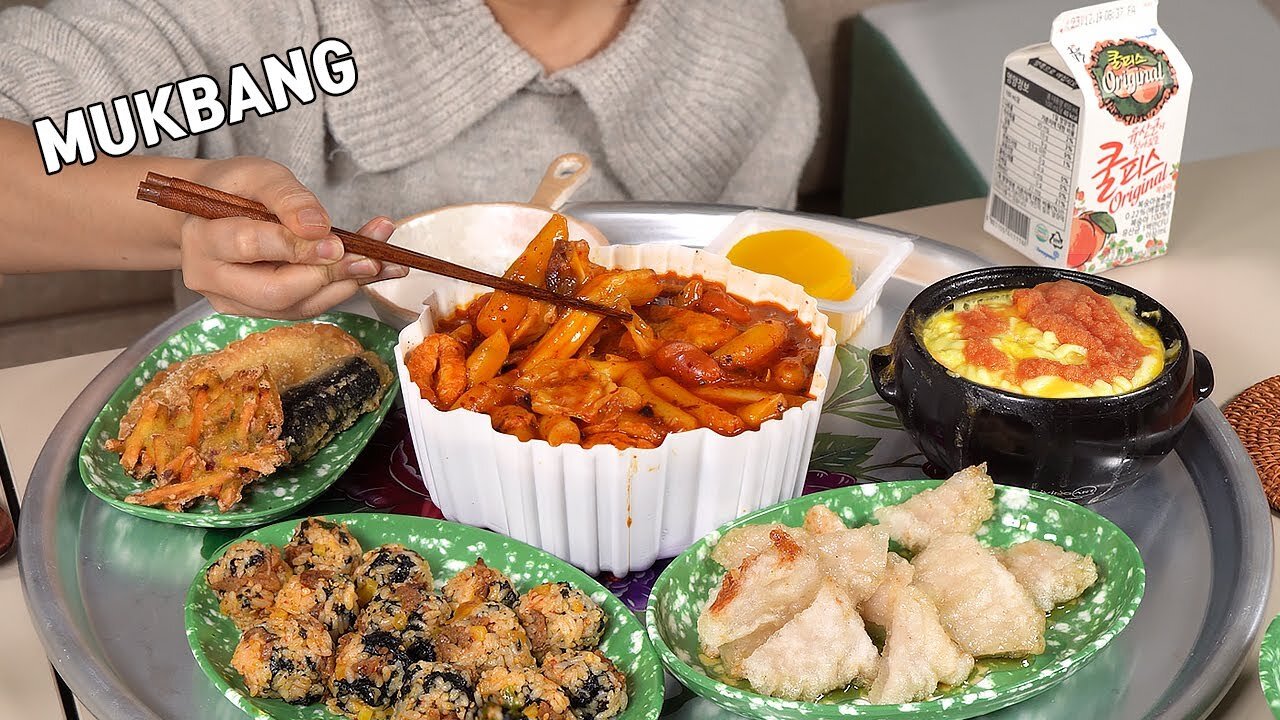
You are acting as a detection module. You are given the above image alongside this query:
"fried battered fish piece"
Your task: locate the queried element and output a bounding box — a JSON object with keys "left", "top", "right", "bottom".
{"left": 911, "top": 534, "right": 1045, "bottom": 658}
{"left": 710, "top": 523, "right": 810, "bottom": 570}
{"left": 867, "top": 583, "right": 974, "bottom": 704}
{"left": 740, "top": 582, "right": 879, "bottom": 700}
{"left": 998, "top": 540, "right": 1099, "bottom": 612}
{"left": 697, "top": 529, "right": 823, "bottom": 659}
{"left": 873, "top": 464, "right": 995, "bottom": 553}
{"left": 860, "top": 552, "right": 913, "bottom": 632}
{"left": 802, "top": 505, "right": 889, "bottom": 604}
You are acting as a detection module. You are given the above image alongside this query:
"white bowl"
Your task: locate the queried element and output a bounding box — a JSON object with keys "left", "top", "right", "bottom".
{"left": 705, "top": 210, "right": 914, "bottom": 344}
{"left": 394, "top": 244, "right": 838, "bottom": 575}
{"left": 363, "top": 203, "right": 609, "bottom": 328}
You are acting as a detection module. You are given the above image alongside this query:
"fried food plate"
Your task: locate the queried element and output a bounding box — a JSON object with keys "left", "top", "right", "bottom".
{"left": 646, "top": 481, "right": 1145, "bottom": 720}
{"left": 185, "top": 513, "right": 665, "bottom": 720}
{"left": 78, "top": 312, "right": 398, "bottom": 527}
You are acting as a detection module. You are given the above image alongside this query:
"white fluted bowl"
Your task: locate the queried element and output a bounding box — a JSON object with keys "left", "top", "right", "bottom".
{"left": 394, "top": 244, "right": 837, "bottom": 574}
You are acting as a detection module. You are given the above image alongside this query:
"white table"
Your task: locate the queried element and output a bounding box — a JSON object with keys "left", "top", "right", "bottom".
{"left": 3, "top": 148, "right": 1278, "bottom": 719}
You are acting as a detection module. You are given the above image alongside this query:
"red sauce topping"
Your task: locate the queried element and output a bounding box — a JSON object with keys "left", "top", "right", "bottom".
{"left": 955, "top": 280, "right": 1152, "bottom": 386}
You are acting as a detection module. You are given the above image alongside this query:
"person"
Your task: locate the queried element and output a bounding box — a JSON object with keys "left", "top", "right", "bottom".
{"left": 0, "top": 0, "right": 818, "bottom": 318}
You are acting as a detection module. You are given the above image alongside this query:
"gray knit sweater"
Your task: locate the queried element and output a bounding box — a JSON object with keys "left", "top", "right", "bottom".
{"left": 0, "top": 0, "right": 818, "bottom": 227}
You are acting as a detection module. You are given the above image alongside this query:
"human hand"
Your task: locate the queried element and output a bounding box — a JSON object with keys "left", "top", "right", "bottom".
{"left": 177, "top": 157, "right": 407, "bottom": 318}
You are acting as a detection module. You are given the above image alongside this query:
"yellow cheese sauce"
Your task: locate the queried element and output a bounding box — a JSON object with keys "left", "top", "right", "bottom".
{"left": 919, "top": 285, "right": 1167, "bottom": 399}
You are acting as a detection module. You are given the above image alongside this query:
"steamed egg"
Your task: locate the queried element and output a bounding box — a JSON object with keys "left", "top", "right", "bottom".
{"left": 920, "top": 288, "right": 1166, "bottom": 399}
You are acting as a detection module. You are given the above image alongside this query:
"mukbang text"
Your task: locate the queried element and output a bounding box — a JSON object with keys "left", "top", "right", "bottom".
{"left": 32, "top": 38, "right": 357, "bottom": 174}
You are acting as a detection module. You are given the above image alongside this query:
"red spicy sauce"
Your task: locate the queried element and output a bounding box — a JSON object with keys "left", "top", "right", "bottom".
{"left": 956, "top": 280, "right": 1151, "bottom": 386}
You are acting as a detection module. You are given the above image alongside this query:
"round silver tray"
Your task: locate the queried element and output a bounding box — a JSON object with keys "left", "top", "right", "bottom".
{"left": 19, "top": 203, "right": 1272, "bottom": 720}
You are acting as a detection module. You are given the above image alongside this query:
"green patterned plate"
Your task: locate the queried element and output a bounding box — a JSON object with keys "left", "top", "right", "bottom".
{"left": 78, "top": 313, "right": 398, "bottom": 528}
{"left": 647, "top": 480, "right": 1145, "bottom": 720}
{"left": 186, "top": 513, "right": 665, "bottom": 720}
{"left": 1260, "top": 614, "right": 1280, "bottom": 717}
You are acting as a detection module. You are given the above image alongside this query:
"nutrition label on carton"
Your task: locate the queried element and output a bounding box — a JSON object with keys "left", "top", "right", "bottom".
{"left": 990, "top": 68, "right": 1080, "bottom": 252}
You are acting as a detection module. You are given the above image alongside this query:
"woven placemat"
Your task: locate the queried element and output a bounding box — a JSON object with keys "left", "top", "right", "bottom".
{"left": 1223, "top": 375, "right": 1280, "bottom": 512}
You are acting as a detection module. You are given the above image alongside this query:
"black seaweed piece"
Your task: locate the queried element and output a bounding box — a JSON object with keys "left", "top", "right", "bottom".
{"left": 280, "top": 355, "right": 384, "bottom": 463}
{"left": 567, "top": 669, "right": 611, "bottom": 718}
{"left": 334, "top": 676, "right": 384, "bottom": 707}
{"left": 403, "top": 637, "right": 436, "bottom": 664}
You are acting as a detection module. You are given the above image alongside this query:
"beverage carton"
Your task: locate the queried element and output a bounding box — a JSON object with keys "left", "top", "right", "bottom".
{"left": 984, "top": 0, "right": 1191, "bottom": 271}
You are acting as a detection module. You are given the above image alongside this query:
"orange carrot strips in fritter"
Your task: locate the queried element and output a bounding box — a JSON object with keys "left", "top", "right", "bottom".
{"left": 466, "top": 330, "right": 510, "bottom": 388}
{"left": 538, "top": 414, "right": 581, "bottom": 447}
{"left": 124, "top": 470, "right": 236, "bottom": 510}
{"left": 618, "top": 369, "right": 698, "bottom": 432}
{"left": 712, "top": 320, "right": 788, "bottom": 371}
{"left": 476, "top": 214, "right": 567, "bottom": 338}
{"left": 649, "top": 376, "right": 746, "bottom": 436}
{"left": 120, "top": 398, "right": 161, "bottom": 470}
{"left": 737, "top": 393, "right": 787, "bottom": 429}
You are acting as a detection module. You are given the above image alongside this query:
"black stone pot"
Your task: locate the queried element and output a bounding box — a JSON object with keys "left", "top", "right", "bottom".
{"left": 870, "top": 266, "right": 1214, "bottom": 504}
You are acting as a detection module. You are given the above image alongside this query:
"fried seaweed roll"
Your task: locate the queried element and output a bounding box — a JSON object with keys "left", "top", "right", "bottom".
{"left": 541, "top": 651, "right": 628, "bottom": 720}
{"left": 281, "top": 351, "right": 392, "bottom": 463}
{"left": 231, "top": 613, "right": 334, "bottom": 705}
{"left": 515, "top": 583, "right": 605, "bottom": 658}
{"left": 283, "top": 516, "right": 363, "bottom": 575}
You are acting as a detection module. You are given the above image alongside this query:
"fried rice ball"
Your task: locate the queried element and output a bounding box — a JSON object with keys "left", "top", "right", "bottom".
{"left": 443, "top": 558, "right": 518, "bottom": 608}
{"left": 359, "top": 582, "right": 454, "bottom": 663}
{"left": 328, "top": 629, "right": 409, "bottom": 720}
{"left": 283, "top": 517, "right": 364, "bottom": 575}
{"left": 475, "top": 666, "right": 572, "bottom": 720}
{"left": 393, "top": 661, "right": 480, "bottom": 720}
{"left": 541, "top": 651, "right": 628, "bottom": 720}
{"left": 515, "top": 583, "right": 606, "bottom": 658}
{"left": 231, "top": 613, "right": 334, "bottom": 705}
{"left": 354, "top": 544, "right": 435, "bottom": 604}
{"left": 436, "top": 602, "right": 535, "bottom": 683}
{"left": 206, "top": 540, "right": 292, "bottom": 629}
{"left": 273, "top": 569, "right": 360, "bottom": 640}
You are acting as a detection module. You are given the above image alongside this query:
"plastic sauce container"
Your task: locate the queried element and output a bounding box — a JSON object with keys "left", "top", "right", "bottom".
{"left": 705, "top": 211, "right": 913, "bottom": 343}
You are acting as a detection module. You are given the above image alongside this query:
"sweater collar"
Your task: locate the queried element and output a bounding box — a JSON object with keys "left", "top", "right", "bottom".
{"left": 321, "top": 0, "right": 789, "bottom": 204}
{"left": 319, "top": 0, "right": 541, "bottom": 174}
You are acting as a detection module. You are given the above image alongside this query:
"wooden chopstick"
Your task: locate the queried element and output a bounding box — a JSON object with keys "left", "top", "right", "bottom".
{"left": 136, "top": 173, "right": 629, "bottom": 320}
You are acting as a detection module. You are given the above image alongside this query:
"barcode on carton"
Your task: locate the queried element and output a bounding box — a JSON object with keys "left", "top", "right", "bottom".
{"left": 991, "top": 195, "right": 1030, "bottom": 240}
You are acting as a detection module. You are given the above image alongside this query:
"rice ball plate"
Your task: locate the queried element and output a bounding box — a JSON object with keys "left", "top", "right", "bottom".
{"left": 186, "top": 513, "right": 663, "bottom": 720}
